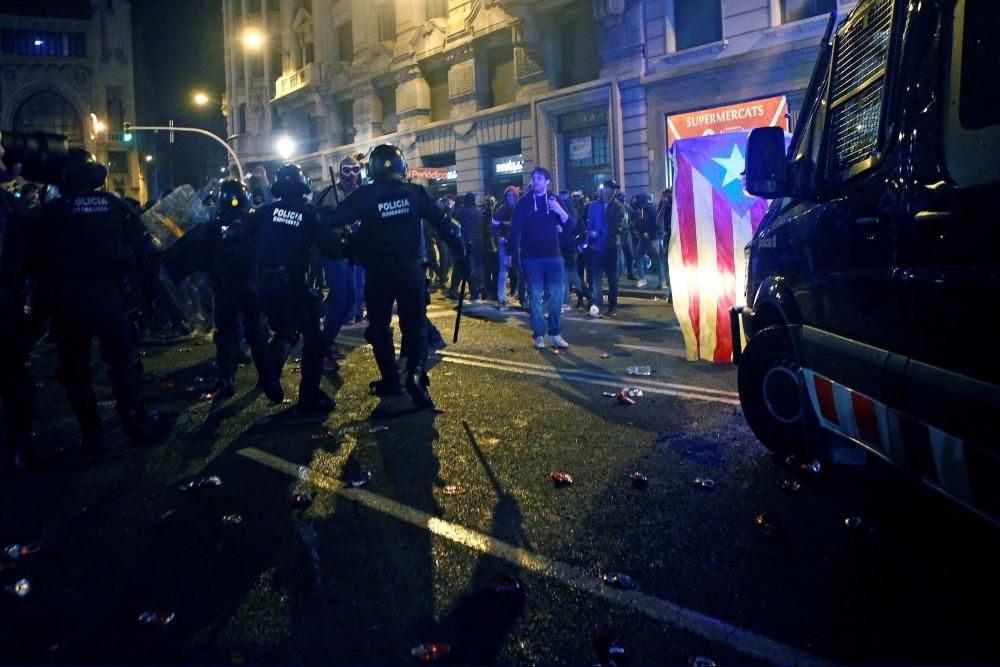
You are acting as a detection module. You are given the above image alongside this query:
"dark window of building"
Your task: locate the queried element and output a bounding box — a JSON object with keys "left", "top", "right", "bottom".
{"left": 960, "top": 0, "right": 1000, "bottom": 129}
{"left": 781, "top": 0, "right": 836, "bottom": 23}
{"left": 107, "top": 151, "right": 128, "bottom": 173}
{"left": 12, "top": 91, "right": 83, "bottom": 143}
{"left": 488, "top": 47, "right": 516, "bottom": 107}
{"left": 1, "top": 29, "right": 86, "bottom": 57}
{"left": 673, "top": 0, "right": 722, "bottom": 51}
{"left": 338, "top": 100, "right": 355, "bottom": 144}
{"left": 427, "top": 68, "right": 451, "bottom": 121}
{"left": 377, "top": 3, "right": 396, "bottom": 42}
{"left": 378, "top": 86, "right": 397, "bottom": 134}
{"left": 337, "top": 21, "right": 353, "bottom": 61}
{"left": 238, "top": 103, "right": 247, "bottom": 133}
{"left": 426, "top": 0, "right": 447, "bottom": 19}
{"left": 559, "top": 16, "right": 600, "bottom": 87}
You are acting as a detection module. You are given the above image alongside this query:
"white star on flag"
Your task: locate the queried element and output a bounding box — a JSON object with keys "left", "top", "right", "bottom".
{"left": 712, "top": 144, "right": 745, "bottom": 187}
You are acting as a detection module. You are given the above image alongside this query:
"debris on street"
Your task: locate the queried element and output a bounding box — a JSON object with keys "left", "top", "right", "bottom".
{"left": 691, "top": 477, "right": 715, "bottom": 490}
{"left": 3, "top": 543, "right": 41, "bottom": 560}
{"left": 138, "top": 610, "right": 176, "bottom": 626}
{"left": 602, "top": 572, "right": 637, "bottom": 590}
{"left": 625, "top": 365, "right": 653, "bottom": 376}
{"left": 630, "top": 471, "right": 649, "bottom": 488}
{"left": 777, "top": 479, "right": 802, "bottom": 494}
{"left": 442, "top": 485, "right": 467, "bottom": 496}
{"left": 593, "top": 629, "right": 627, "bottom": 665}
{"left": 221, "top": 514, "right": 243, "bottom": 525}
{"left": 291, "top": 492, "right": 314, "bottom": 509}
{"left": 550, "top": 471, "right": 574, "bottom": 486}
{"left": 348, "top": 470, "right": 372, "bottom": 488}
{"left": 411, "top": 642, "right": 450, "bottom": 663}
{"left": 5, "top": 578, "right": 31, "bottom": 598}
{"left": 689, "top": 656, "right": 717, "bottom": 667}
{"left": 177, "top": 475, "right": 222, "bottom": 491}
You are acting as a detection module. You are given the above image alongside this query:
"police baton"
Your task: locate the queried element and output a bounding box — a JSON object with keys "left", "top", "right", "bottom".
{"left": 452, "top": 242, "right": 472, "bottom": 343}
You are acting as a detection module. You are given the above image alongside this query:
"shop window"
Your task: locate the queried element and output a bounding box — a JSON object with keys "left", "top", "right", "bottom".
{"left": 673, "top": 0, "right": 722, "bottom": 51}
{"left": 377, "top": 2, "right": 396, "bottom": 42}
{"left": 488, "top": 47, "right": 516, "bottom": 107}
{"left": 483, "top": 142, "right": 524, "bottom": 198}
{"left": 337, "top": 22, "right": 353, "bottom": 61}
{"left": 559, "top": 107, "right": 609, "bottom": 198}
{"left": 780, "top": 0, "right": 836, "bottom": 23}
{"left": 12, "top": 91, "right": 83, "bottom": 144}
{"left": 107, "top": 151, "right": 129, "bottom": 173}
{"left": 428, "top": 68, "right": 451, "bottom": 121}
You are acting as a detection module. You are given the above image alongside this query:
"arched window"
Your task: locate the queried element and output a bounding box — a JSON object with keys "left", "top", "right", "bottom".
{"left": 13, "top": 91, "right": 83, "bottom": 144}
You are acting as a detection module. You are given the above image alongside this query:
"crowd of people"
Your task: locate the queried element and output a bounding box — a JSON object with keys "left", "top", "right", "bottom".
{"left": 0, "top": 132, "right": 672, "bottom": 473}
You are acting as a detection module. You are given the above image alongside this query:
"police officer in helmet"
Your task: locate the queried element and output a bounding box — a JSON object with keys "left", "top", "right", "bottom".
{"left": 327, "top": 144, "right": 466, "bottom": 409}
{"left": 31, "top": 149, "right": 149, "bottom": 454}
{"left": 252, "top": 163, "right": 336, "bottom": 412}
{"left": 203, "top": 179, "right": 269, "bottom": 398}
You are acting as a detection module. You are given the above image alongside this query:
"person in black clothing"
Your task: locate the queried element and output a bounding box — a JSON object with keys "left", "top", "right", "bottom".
{"left": 31, "top": 150, "right": 149, "bottom": 454}
{"left": 252, "top": 163, "right": 336, "bottom": 412}
{"left": 451, "top": 192, "right": 485, "bottom": 302}
{"left": 328, "top": 144, "right": 465, "bottom": 409}
{"left": 0, "top": 140, "right": 35, "bottom": 471}
{"left": 630, "top": 192, "right": 664, "bottom": 288}
{"left": 203, "top": 180, "right": 269, "bottom": 398}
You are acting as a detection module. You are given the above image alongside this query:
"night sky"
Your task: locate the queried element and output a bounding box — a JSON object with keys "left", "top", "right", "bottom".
{"left": 130, "top": 0, "right": 227, "bottom": 196}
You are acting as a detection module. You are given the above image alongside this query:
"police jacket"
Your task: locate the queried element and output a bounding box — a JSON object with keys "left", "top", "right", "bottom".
{"left": 328, "top": 179, "right": 462, "bottom": 270}
{"left": 204, "top": 209, "right": 258, "bottom": 283}
{"left": 252, "top": 198, "right": 323, "bottom": 280}
{"left": 31, "top": 191, "right": 148, "bottom": 285}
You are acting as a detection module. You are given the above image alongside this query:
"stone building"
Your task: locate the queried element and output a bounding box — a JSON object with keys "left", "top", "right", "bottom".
{"left": 222, "top": 0, "right": 856, "bottom": 199}
{"left": 0, "top": 0, "right": 144, "bottom": 199}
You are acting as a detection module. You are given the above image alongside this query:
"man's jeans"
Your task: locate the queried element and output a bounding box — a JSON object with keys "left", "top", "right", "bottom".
{"left": 591, "top": 249, "right": 619, "bottom": 308}
{"left": 323, "top": 258, "right": 354, "bottom": 346}
{"left": 497, "top": 240, "right": 510, "bottom": 303}
{"left": 636, "top": 237, "right": 666, "bottom": 286}
{"left": 521, "top": 256, "right": 565, "bottom": 337}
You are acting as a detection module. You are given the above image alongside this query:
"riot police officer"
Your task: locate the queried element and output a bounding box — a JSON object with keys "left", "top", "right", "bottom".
{"left": 252, "top": 163, "right": 335, "bottom": 412}
{"left": 328, "top": 144, "right": 466, "bottom": 409}
{"left": 31, "top": 149, "right": 148, "bottom": 453}
{"left": 203, "top": 179, "right": 268, "bottom": 398}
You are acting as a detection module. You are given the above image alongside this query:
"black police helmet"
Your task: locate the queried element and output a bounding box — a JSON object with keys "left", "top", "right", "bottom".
{"left": 59, "top": 148, "right": 108, "bottom": 194}
{"left": 219, "top": 179, "right": 251, "bottom": 212}
{"left": 271, "top": 163, "right": 311, "bottom": 199}
{"left": 368, "top": 144, "right": 407, "bottom": 182}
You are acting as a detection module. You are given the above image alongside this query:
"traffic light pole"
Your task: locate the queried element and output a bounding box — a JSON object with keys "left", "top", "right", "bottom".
{"left": 123, "top": 124, "right": 245, "bottom": 181}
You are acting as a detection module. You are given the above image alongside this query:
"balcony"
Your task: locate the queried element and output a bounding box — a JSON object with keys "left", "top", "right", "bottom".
{"left": 274, "top": 62, "right": 322, "bottom": 101}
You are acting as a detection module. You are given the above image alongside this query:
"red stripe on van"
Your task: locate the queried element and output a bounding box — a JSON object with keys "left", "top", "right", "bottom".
{"left": 813, "top": 375, "right": 838, "bottom": 424}
{"left": 851, "top": 392, "right": 880, "bottom": 447}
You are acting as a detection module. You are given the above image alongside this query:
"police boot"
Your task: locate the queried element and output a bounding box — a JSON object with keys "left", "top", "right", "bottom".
{"left": 256, "top": 375, "right": 284, "bottom": 404}
{"left": 297, "top": 388, "right": 336, "bottom": 414}
{"left": 369, "top": 378, "right": 404, "bottom": 398}
{"left": 214, "top": 376, "right": 235, "bottom": 399}
{"left": 405, "top": 368, "right": 434, "bottom": 410}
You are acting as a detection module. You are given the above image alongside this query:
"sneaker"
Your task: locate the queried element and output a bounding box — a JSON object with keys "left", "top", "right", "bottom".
{"left": 605, "top": 307, "right": 618, "bottom": 316}
{"left": 636, "top": 279, "right": 648, "bottom": 287}
{"left": 469, "top": 298, "right": 481, "bottom": 305}
{"left": 561, "top": 303, "right": 571, "bottom": 312}
{"left": 551, "top": 334, "right": 569, "bottom": 349}
{"left": 323, "top": 355, "right": 341, "bottom": 373}
{"left": 533, "top": 336, "right": 545, "bottom": 349}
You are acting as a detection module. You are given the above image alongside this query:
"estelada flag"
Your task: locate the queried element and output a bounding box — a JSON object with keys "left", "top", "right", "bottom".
{"left": 667, "top": 131, "right": 781, "bottom": 363}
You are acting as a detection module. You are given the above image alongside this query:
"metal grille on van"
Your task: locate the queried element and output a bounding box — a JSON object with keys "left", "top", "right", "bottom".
{"left": 828, "top": 0, "right": 894, "bottom": 175}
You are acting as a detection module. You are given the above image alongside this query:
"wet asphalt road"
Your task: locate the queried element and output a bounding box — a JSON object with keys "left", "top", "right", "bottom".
{"left": 1, "top": 287, "right": 999, "bottom": 665}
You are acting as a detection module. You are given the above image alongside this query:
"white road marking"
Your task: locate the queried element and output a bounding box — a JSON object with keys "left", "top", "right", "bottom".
{"left": 238, "top": 446, "right": 830, "bottom": 667}
{"left": 337, "top": 336, "right": 740, "bottom": 405}
{"left": 615, "top": 343, "right": 689, "bottom": 358}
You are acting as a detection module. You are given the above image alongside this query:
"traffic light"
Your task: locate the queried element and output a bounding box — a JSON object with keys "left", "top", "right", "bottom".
{"left": 122, "top": 122, "right": 133, "bottom": 142}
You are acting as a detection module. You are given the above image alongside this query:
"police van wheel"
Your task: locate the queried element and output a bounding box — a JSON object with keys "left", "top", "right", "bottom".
{"left": 738, "top": 325, "right": 811, "bottom": 455}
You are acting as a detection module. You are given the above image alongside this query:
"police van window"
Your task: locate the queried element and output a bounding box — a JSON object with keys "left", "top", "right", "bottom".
{"left": 827, "top": 0, "right": 894, "bottom": 181}
{"left": 960, "top": 0, "right": 1000, "bottom": 129}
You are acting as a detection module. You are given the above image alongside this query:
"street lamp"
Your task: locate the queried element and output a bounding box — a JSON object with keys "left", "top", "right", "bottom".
{"left": 275, "top": 135, "right": 295, "bottom": 161}
{"left": 241, "top": 28, "right": 265, "bottom": 50}
{"left": 145, "top": 155, "right": 153, "bottom": 163}
{"left": 193, "top": 92, "right": 210, "bottom": 106}
{"left": 191, "top": 91, "right": 228, "bottom": 117}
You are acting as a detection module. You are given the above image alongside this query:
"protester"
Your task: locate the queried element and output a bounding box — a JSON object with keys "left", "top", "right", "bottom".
{"left": 490, "top": 185, "right": 519, "bottom": 310}
{"left": 587, "top": 179, "right": 627, "bottom": 316}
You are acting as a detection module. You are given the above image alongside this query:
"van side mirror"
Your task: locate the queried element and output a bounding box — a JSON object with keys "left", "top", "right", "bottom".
{"left": 745, "top": 127, "right": 790, "bottom": 198}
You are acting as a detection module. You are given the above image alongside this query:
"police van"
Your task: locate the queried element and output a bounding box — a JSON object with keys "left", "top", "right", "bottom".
{"left": 736, "top": 0, "right": 1000, "bottom": 523}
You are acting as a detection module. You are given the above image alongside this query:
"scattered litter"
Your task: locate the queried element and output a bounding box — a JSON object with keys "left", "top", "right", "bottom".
{"left": 5, "top": 579, "right": 30, "bottom": 598}
{"left": 432, "top": 407, "right": 446, "bottom": 414}
{"left": 221, "top": 514, "right": 243, "bottom": 525}
{"left": 843, "top": 515, "right": 876, "bottom": 533}
{"left": 178, "top": 347, "right": 192, "bottom": 353}
{"left": 177, "top": 475, "right": 222, "bottom": 491}
{"left": 411, "top": 643, "right": 450, "bottom": 663}
{"left": 490, "top": 574, "right": 522, "bottom": 595}
{"left": 290, "top": 366, "right": 301, "bottom": 374}
{"left": 368, "top": 425, "right": 390, "bottom": 433}
{"left": 348, "top": 470, "right": 372, "bottom": 488}
{"left": 198, "top": 392, "right": 214, "bottom": 402}
{"left": 602, "top": 392, "right": 618, "bottom": 398}
{"left": 624, "top": 387, "right": 643, "bottom": 398}
{"left": 550, "top": 471, "right": 574, "bottom": 486}
{"left": 600, "top": 353, "right": 610, "bottom": 359}
{"left": 183, "top": 386, "right": 196, "bottom": 392}
{"left": 160, "top": 378, "right": 175, "bottom": 390}
{"left": 777, "top": 479, "right": 802, "bottom": 494}
{"left": 689, "top": 657, "right": 717, "bottom": 667}
{"left": 625, "top": 366, "right": 652, "bottom": 376}
{"left": 616, "top": 391, "right": 636, "bottom": 405}
{"left": 630, "top": 471, "right": 649, "bottom": 489}
{"left": 138, "top": 611, "right": 175, "bottom": 626}
{"left": 552, "top": 347, "right": 566, "bottom": 356}
{"left": 691, "top": 477, "right": 716, "bottom": 490}
{"left": 297, "top": 466, "right": 311, "bottom": 482}
{"left": 4, "top": 543, "right": 41, "bottom": 560}
{"left": 602, "top": 572, "right": 636, "bottom": 590}
{"left": 281, "top": 398, "right": 293, "bottom": 404}
{"left": 785, "top": 454, "right": 821, "bottom": 474}
{"left": 755, "top": 512, "right": 783, "bottom": 540}
{"left": 291, "top": 492, "right": 314, "bottom": 509}
{"left": 589, "top": 305, "right": 601, "bottom": 318}
{"left": 292, "top": 358, "right": 301, "bottom": 363}
{"left": 160, "top": 510, "right": 176, "bottom": 520}
{"left": 97, "top": 399, "right": 115, "bottom": 408}
{"left": 442, "top": 485, "right": 467, "bottom": 496}
{"left": 593, "top": 629, "right": 627, "bottom": 665}
{"left": 311, "top": 431, "right": 335, "bottom": 440}
{"left": 193, "top": 376, "right": 207, "bottom": 383}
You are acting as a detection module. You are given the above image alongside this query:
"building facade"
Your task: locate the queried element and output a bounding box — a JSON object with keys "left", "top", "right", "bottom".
{"left": 0, "top": 0, "right": 143, "bottom": 199}
{"left": 222, "top": 0, "right": 856, "bottom": 199}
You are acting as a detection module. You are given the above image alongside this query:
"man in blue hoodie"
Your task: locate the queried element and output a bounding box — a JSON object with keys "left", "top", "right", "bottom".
{"left": 509, "top": 167, "right": 570, "bottom": 349}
